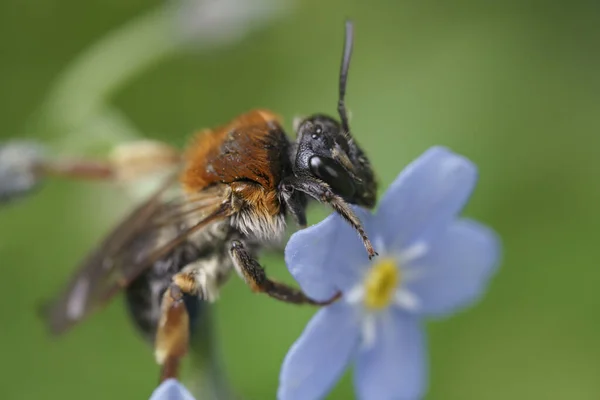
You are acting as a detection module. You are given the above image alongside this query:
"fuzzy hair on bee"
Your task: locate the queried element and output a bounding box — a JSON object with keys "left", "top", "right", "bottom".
{"left": 39, "top": 20, "right": 378, "bottom": 384}
{"left": 181, "top": 109, "right": 290, "bottom": 241}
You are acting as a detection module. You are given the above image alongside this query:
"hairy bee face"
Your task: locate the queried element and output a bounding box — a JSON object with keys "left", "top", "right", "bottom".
{"left": 294, "top": 114, "right": 377, "bottom": 208}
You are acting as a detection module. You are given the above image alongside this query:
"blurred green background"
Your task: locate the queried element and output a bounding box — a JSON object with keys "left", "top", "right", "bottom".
{"left": 1, "top": 0, "right": 599, "bottom": 399}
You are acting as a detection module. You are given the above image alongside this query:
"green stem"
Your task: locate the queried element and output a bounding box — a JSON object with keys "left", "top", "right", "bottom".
{"left": 24, "top": 5, "right": 179, "bottom": 146}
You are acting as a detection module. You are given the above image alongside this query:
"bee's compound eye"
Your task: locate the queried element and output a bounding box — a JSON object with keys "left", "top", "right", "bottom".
{"left": 309, "top": 156, "right": 355, "bottom": 198}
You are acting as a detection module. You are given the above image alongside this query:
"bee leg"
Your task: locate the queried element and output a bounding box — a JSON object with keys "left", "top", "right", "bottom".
{"left": 229, "top": 240, "right": 340, "bottom": 305}
{"left": 280, "top": 176, "right": 377, "bottom": 259}
{"left": 155, "top": 271, "right": 200, "bottom": 382}
{"left": 107, "top": 140, "right": 180, "bottom": 181}
{"left": 39, "top": 140, "right": 180, "bottom": 182}
{"left": 37, "top": 158, "right": 116, "bottom": 181}
{"left": 280, "top": 189, "right": 308, "bottom": 228}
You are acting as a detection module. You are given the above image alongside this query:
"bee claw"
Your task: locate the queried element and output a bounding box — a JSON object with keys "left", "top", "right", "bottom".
{"left": 326, "top": 291, "right": 343, "bottom": 304}
{"left": 307, "top": 290, "right": 342, "bottom": 306}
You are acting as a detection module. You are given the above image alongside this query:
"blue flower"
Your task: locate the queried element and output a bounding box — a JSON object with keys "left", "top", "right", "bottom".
{"left": 278, "top": 147, "right": 501, "bottom": 400}
{"left": 149, "top": 379, "right": 196, "bottom": 400}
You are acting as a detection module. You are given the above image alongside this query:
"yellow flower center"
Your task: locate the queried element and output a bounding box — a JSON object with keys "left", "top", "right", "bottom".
{"left": 364, "top": 258, "right": 400, "bottom": 310}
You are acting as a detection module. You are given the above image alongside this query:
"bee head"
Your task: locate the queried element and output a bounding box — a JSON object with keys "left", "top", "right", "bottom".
{"left": 292, "top": 21, "right": 376, "bottom": 208}
{"left": 294, "top": 114, "right": 376, "bottom": 208}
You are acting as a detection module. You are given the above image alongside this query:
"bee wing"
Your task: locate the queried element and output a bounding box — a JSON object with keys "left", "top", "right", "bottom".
{"left": 44, "top": 175, "right": 232, "bottom": 335}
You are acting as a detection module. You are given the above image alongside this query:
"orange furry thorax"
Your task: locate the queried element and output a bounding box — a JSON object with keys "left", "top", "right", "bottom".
{"left": 180, "top": 109, "right": 289, "bottom": 218}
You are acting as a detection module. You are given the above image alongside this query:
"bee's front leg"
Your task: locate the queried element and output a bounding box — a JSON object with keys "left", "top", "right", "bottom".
{"left": 279, "top": 186, "right": 308, "bottom": 228}
{"left": 229, "top": 240, "right": 340, "bottom": 306}
{"left": 280, "top": 175, "right": 377, "bottom": 259}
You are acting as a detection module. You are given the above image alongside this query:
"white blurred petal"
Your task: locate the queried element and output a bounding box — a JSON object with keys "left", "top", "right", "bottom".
{"left": 175, "top": 0, "right": 295, "bottom": 48}
{"left": 0, "top": 141, "right": 46, "bottom": 204}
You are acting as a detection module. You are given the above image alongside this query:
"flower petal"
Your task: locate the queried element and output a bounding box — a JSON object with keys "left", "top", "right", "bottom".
{"left": 354, "top": 310, "right": 427, "bottom": 400}
{"left": 149, "top": 379, "right": 196, "bottom": 400}
{"left": 375, "top": 147, "right": 478, "bottom": 250}
{"left": 285, "top": 207, "right": 374, "bottom": 301}
{"left": 405, "top": 219, "right": 501, "bottom": 317}
{"left": 278, "top": 303, "right": 360, "bottom": 400}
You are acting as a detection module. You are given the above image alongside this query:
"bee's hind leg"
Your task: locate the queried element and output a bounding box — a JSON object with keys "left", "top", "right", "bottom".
{"left": 40, "top": 140, "right": 180, "bottom": 182}
{"left": 229, "top": 240, "right": 340, "bottom": 306}
{"left": 154, "top": 271, "right": 202, "bottom": 383}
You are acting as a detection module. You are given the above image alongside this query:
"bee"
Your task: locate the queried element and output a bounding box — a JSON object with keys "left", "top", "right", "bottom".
{"left": 42, "top": 21, "right": 377, "bottom": 382}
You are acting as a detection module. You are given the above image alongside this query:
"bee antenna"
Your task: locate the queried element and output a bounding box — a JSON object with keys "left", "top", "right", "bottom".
{"left": 338, "top": 20, "right": 354, "bottom": 135}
